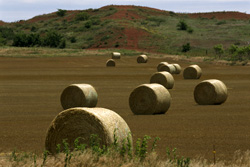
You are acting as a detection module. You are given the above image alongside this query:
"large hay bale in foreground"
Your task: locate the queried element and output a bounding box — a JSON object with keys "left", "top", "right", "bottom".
{"left": 159, "top": 64, "right": 176, "bottom": 74}
{"left": 112, "top": 52, "right": 121, "bottom": 59}
{"left": 150, "top": 72, "right": 174, "bottom": 89}
{"left": 183, "top": 65, "right": 202, "bottom": 79}
{"left": 45, "top": 107, "right": 132, "bottom": 154}
{"left": 129, "top": 84, "right": 171, "bottom": 115}
{"left": 137, "top": 55, "right": 148, "bottom": 63}
{"left": 60, "top": 84, "right": 98, "bottom": 110}
{"left": 157, "top": 62, "right": 169, "bottom": 71}
{"left": 106, "top": 59, "right": 115, "bottom": 67}
{"left": 194, "top": 79, "right": 228, "bottom": 105}
{"left": 172, "top": 64, "right": 182, "bottom": 74}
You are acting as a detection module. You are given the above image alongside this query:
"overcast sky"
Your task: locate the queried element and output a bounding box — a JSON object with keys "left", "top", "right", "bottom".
{"left": 0, "top": 0, "right": 249, "bottom": 22}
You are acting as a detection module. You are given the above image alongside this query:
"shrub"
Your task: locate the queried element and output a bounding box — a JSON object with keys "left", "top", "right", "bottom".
{"left": 229, "top": 44, "right": 238, "bottom": 54}
{"left": 85, "top": 21, "right": 92, "bottom": 29}
{"left": 177, "top": 20, "right": 188, "bottom": 30}
{"left": 58, "top": 38, "right": 66, "bottom": 49}
{"left": 75, "top": 12, "right": 90, "bottom": 21}
{"left": 27, "top": 33, "right": 41, "bottom": 46}
{"left": 70, "top": 37, "right": 76, "bottom": 43}
{"left": 0, "top": 27, "right": 14, "bottom": 39}
{"left": 30, "top": 26, "right": 37, "bottom": 32}
{"left": 213, "top": 44, "right": 224, "bottom": 59}
{"left": 42, "top": 31, "right": 63, "bottom": 48}
{"left": 0, "top": 36, "right": 7, "bottom": 46}
{"left": 182, "top": 43, "right": 191, "bottom": 52}
{"left": 12, "top": 33, "right": 28, "bottom": 47}
{"left": 56, "top": 9, "right": 67, "bottom": 17}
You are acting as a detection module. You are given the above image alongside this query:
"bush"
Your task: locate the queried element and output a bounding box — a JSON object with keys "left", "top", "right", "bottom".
{"left": 58, "top": 38, "right": 66, "bottom": 49}
{"left": 85, "top": 21, "right": 92, "bottom": 29}
{"left": 56, "top": 9, "right": 67, "bottom": 17}
{"left": 75, "top": 12, "right": 90, "bottom": 21}
{"left": 0, "top": 36, "right": 7, "bottom": 46}
{"left": 182, "top": 43, "right": 191, "bottom": 52}
{"left": 42, "top": 31, "right": 63, "bottom": 48}
{"left": 70, "top": 37, "right": 76, "bottom": 43}
{"left": 13, "top": 33, "right": 41, "bottom": 47}
{"left": 229, "top": 44, "right": 238, "bottom": 54}
{"left": 213, "top": 44, "right": 224, "bottom": 59}
{"left": 177, "top": 20, "right": 188, "bottom": 30}
{"left": 0, "top": 27, "right": 14, "bottom": 40}
{"left": 13, "top": 33, "right": 28, "bottom": 47}
{"left": 231, "top": 45, "right": 250, "bottom": 61}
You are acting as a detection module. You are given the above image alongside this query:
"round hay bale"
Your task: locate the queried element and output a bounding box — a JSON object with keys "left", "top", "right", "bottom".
{"left": 150, "top": 72, "right": 174, "bottom": 89}
{"left": 106, "top": 59, "right": 115, "bottom": 67}
{"left": 194, "top": 79, "right": 228, "bottom": 105}
{"left": 60, "top": 84, "right": 98, "bottom": 110}
{"left": 112, "top": 52, "right": 121, "bottom": 59}
{"left": 159, "top": 64, "right": 176, "bottom": 74}
{"left": 157, "top": 62, "right": 169, "bottom": 71}
{"left": 45, "top": 107, "right": 132, "bottom": 154}
{"left": 172, "top": 64, "right": 182, "bottom": 74}
{"left": 129, "top": 83, "right": 171, "bottom": 115}
{"left": 183, "top": 65, "right": 202, "bottom": 79}
{"left": 137, "top": 55, "right": 148, "bottom": 63}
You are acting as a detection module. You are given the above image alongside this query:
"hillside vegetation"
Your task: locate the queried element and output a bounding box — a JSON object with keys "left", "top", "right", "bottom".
{"left": 0, "top": 5, "right": 250, "bottom": 61}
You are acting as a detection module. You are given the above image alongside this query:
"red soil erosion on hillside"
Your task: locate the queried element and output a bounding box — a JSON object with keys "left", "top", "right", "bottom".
{"left": 90, "top": 27, "right": 149, "bottom": 51}
{"left": 102, "top": 5, "right": 145, "bottom": 20}
{"left": 188, "top": 11, "right": 250, "bottom": 20}
{"left": 123, "top": 27, "right": 149, "bottom": 50}
{"left": 90, "top": 5, "right": 151, "bottom": 51}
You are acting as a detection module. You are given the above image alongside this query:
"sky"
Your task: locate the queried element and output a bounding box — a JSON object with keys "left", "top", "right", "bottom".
{"left": 0, "top": 0, "right": 250, "bottom": 22}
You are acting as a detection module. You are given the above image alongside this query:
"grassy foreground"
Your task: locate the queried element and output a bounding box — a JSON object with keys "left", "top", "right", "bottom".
{"left": 1, "top": 148, "right": 250, "bottom": 167}
{"left": 1, "top": 134, "right": 250, "bottom": 167}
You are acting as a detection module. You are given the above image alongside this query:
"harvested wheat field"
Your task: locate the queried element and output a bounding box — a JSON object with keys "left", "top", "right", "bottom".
{"left": 0, "top": 54, "right": 249, "bottom": 163}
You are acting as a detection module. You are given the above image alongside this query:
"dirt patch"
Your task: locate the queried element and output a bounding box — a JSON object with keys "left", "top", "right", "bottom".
{"left": 123, "top": 27, "right": 149, "bottom": 50}
{"left": 187, "top": 11, "right": 250, "bottom": 20}
{"left": 103, "top": 5, "right": 145, "bottom": 21}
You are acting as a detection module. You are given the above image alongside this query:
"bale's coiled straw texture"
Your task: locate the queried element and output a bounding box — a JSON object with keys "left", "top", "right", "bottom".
{"left": 150, "top": 72, "right": 174, "bottom": 89}
{"left": 159, "top": 64, "right": 176, "bottom": 74}
{"left": 112, "top": 52, "right": 121, "bottom": 59}
{"left": 129, "top": 84, "right": 171, "bottom": 115}
{"left": 157, "top": 62, "right": 168, "bottom": 71}
{"left": 137, "top": 55, "right": 148, "bottom": 63}
{"left": 60, "top": 84, "right": 98, "bottom": 110}
{"left": 106, "top": 59, "right": 115, "bottom": 67}
{"left": 183, "top": 65, "right": 202, "bottom": 79}
{"left": 172, "top": 64, "right": 182, "bottom": 74}
{"left": 194, "top": 79, "right": 228, "bottom": 105}
{"left": 45, "top": 107, "right": 132, "bottom": 154}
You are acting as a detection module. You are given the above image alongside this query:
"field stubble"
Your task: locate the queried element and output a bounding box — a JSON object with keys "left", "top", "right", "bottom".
{"left": 0, "top": 53, "right": 249, "bottom": 164}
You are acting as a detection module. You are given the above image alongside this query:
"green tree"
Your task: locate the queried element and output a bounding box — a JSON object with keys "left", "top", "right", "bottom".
{"left": 213, "top": 44, "right": 224, "bottom": 59}
{"left": 56, "top": 9, "right": 67, "bottom": 17}
{"left": 42, "top": 31, "right": 63, "bottom": 47}
{"left": 229, "top": 44, "right": 238, "bottom": 54}
{"left": 12, "top": 33, "right": 28, "bottom": 47}
{"left": 177, "top": 20, "right": 188, "bottom": 30}
{"left": 182, "top": 43, "right": 191, "bottom": 52}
